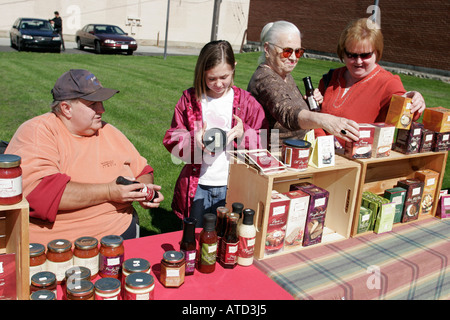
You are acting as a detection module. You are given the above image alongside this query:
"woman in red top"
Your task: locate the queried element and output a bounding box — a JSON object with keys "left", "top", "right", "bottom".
{"left": 315, "top": 18, "right": 426, "bottom": 144}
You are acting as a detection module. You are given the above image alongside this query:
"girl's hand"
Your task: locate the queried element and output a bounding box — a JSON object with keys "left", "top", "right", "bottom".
{"left": 194, "top": 121, "right": 207, "bottom": 151}
{"left": 227, "top": 115, "right": 244, "bottom": 145}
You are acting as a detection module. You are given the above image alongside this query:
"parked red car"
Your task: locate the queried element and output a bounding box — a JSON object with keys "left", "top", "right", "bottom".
{"left": 75, "top": 24, "right": 137, "bottom": 55}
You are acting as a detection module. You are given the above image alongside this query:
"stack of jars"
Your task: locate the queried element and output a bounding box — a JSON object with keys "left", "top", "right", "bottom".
{"left": 29, "top": 235, "right": 155, "bottom": 300}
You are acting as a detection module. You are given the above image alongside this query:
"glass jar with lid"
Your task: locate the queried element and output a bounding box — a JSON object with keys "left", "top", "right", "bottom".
{"left": 124, "top": 272, "right": 155, "bottom": 300}
{"left": 160, "top": 250, "right": 185, "bottom": 288}
{"left": 30, "top": 271, "right": 57, "bottom": 297}
{"left": 99, "top": 235, "right": 124, "bottom": 278}
{"left": 46, "top": 239, "right": 73, "bottom": 283}
{"left": 30, "top": 289, "right": 57, "bottom": 300}
{"left": 94, "top": 277, "right": 122, "bottom": 300}
{"left": 121, "top": 258, "right": 151, "bottom": 291}
{"left": 0, "top": 154, "right": 22, "bottom": 205}
{"left": 66, "top": 279, "right": 94, "bottom": 300}
{"left": 73, "top": 236, "right": 99, "bottom": 278}
{"left": 29, "top": 243, "right": 47, "bottom": 284}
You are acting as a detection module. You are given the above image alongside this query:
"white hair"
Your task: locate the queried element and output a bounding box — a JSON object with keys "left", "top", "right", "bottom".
{"left": 258, "top": 21, "right": 301, "bottom": 64}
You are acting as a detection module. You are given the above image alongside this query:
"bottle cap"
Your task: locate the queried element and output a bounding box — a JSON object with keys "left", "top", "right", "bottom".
{"left": 242, "top": 208, "right": 255, "bottom": 225}
{"left": 203, "top": 213, "right": 217, "bottom": 231}
{"left": 302, "top": 76, "right": 313, "bottom": 90}
{"left": 232, "top": 202, "right": 244, "bottom": 214}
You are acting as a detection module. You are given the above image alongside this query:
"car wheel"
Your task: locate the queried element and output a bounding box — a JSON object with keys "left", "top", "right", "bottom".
{"left": 95, "top": 41, "right": 102, "bottom": 54}
{"left": 126, "top": 50, "right": 133, "bottom": 55}
{"left": 76, "top": 38, "right": 84, "bottom": 50}
{"left": 10, "top": 36, "right": 15, "bottom": 48}
{"left": 17, "top": 38, "right": 23, "bottom": 51}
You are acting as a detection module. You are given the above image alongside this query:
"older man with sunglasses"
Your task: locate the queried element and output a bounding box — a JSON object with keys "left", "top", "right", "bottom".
{"left": 248, "top": 20, "right": 360, "bottom": 153}
{"left": 314, "top": 17, "right": 426, "bottom": 145}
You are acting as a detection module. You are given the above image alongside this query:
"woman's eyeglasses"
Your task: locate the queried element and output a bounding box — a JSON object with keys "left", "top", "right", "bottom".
{"left": 344, "top": 49, "right": 374, "bottom": 60}
{"left": 269, "top": 43, "right": 305, "bottom": 59}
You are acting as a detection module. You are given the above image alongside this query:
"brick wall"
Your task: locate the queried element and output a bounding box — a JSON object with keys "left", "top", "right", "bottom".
{"left": 246, "top": 0, "right": 450, "bottom": 72}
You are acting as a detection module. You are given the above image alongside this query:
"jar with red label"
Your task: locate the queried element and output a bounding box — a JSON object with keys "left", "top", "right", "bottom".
{"left": 94, "top": 277, "right": 122, "bottom": 300}
{"left": 66, "top": 279, "right": 94, "bottom": 300}
{"left": 0, "top": 154, "right": 22, "bottom": 205}
{"left": 46, "top": 239, "right": 73, "bottom": 283}
{"left": 124, "top": 272, "right": 155, "bottom": 300}
{"left": 99, "top": 235, "right": 124, "bottom": 278}
{"left": 29, "top": 243, "right": 47, "bottom": 284}
{"left": 73, "top": 236, "right": 99, "bottom": 278}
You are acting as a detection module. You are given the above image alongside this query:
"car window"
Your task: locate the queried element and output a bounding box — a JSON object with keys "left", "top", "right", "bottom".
{"left": 93, "top": 25, "right": 126, "bottom": 35}
{"left": 86, "top": 25, "right": 94, "bottom": 33}
{"left": 21, "top": 20, "right": 53, "bottom": 31}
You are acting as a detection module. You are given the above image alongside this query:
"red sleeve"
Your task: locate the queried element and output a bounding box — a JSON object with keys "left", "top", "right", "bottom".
{"left": 27, "top": 173, "right": 71, "bottom": 223}
{"left": 136, "top": 164, "right": 154, "bottom": 178}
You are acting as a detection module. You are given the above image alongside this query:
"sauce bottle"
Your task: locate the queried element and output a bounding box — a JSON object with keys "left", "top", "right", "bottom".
{"left": 215, "top": 206, "right": 229, "bottom": 261}
{"left": 219, "top": 212, "right": 239, "bottom": 269}
{"left": 237, "top": 208, "right": 257, "bottom": 266}
{"left": 197, "top": 213, "right": 217, "bottom": 273}
{"left": 302, "top": 76, "right": 321, "bottom": 112}
{"left": 180, "top": 217, "right": 197, "bottom": 275}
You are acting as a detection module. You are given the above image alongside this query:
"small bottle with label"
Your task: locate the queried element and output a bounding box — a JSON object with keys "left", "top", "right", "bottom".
{"left": 197, "top": 213, "right": 217, "bottom": 274}
{"left": 219, "top": 212, "right": 239, "bottom": 269}
{"left": 180, "top": 217, "right": 197, "bottom": 275}
{"left": 303, "top": 76, "right": 321, "bottom": 112}
{"left": 237, "top": 208, "right": 256, "bottom": 266}
{"left": 215, "top": 207, "right": 229, "bottom": 261}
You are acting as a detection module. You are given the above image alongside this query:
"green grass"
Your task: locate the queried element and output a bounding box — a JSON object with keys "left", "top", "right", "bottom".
{"left": 0, "top": 51, "right": 449, "bottom": 236}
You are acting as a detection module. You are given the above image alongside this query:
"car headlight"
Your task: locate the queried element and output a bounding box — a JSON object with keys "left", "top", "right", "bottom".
{"left": 104, "top": 39, "right": 115, "bottom": 44}
{"left": 22, "top": 34, "right": 33, "bottom": 40}
{"left": 131, "top": 41, "right": 137, "bottom": 45}
{"left": 52, "top": 35, "right": 61, "bottom": 41}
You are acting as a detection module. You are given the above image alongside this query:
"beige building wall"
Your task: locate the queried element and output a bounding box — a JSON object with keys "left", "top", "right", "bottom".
{"left": 0, "top": 0, "right": 250, "bottom": 49}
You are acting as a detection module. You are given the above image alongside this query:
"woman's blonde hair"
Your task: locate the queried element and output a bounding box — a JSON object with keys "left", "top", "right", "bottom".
{"left": 337, "top": 18, "right": 384, "bottom": 62}
{"left": 194, "top": 40, "right": 235, "bottom": 100}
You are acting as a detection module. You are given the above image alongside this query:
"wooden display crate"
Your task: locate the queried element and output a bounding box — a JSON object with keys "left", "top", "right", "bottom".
{"left": 0, "top": 199, "right": 29, "bottom": 300}
{"left": 226, "top": 155, "right": 361, "bottom": 260}
{"left": 351, "top": 150, "right": 448, "bottom": 237}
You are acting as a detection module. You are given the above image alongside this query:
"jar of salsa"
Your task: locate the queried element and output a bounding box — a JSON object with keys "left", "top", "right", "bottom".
{"left": 160, "top": 251, "right": 185, "bottom": 288}
{"left": 124, "top": 272, "right": 155, "bottom": 300}
{"left": 99, "top": 235, "right": 124, "bottom": 278}
{"left": 29, "top": 243, "right": 47, "bottom": 284}
{"left": 46, "top": 239, "right": 73, "bottom": 283}
{"left": 30, "top": 271, "right": 57, "bottom": 297}
{"left": 66, "top": 279, "right": 94, "bottom": 300}
{"left": 0, "top": 154, "right": 22, "bottom": 205}
{"left": 30, "top": 289, "right": 56, "bottom": 300}
{"left": 73, "top": 236, "right": 99, "bottom": 278}
{"left": 122, "top": 258, "right": 151, "bottom": 293}
{"left": 94, "top": 277, "right": 122, "bottom": 300}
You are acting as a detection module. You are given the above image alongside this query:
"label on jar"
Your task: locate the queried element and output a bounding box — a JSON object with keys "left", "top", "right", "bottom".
{"left": 124, "top": 287, "right": 155, "bottom": 300}
{"left": 220, "top": 241, "right": 238, "bottom": 265}
{"left": 0, "top": 176, "right": 22, "bottom": 198}
{"left": 99, "top": 253, "right": 124, "bottom": 277}
{"left": 73, "top": 255, "right": 99, "bottom": 276}
{"left": 238, "top": 236, "right": 255, "bottom": 259}
{"left": 46, "top": 258, "right": 73, "bottom": 282}
{"left": 181, "top": 249, "right": 196, "bottom": 274}
{"left": 200, "top": 243, "right": 217, "bottom": 265}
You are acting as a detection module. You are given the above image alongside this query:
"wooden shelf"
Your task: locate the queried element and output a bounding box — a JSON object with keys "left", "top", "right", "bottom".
{"left": 0, "top": 199, "right": 29, "bottom": 300}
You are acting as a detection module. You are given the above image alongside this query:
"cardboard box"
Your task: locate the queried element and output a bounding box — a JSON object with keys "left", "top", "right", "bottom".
{"left": 396, "top": 179, "right": 424, "bottom": 223}
{"left": 394, "top": 122, "right": 424, "bottom": 154}
{"left": 344, "top": 124, "right": 375, "bottom": 159}
{"left": 371, "top": 123, "right": 395, "bottom": 157}
{"left": 283, "top": 190, "right": 310, "bottom": 248}
{"left": 0, "top": 253, "right": 16, "bottom": 300}
{"left": 309, "top": 135, "right": 335, "bottom": 168}
{"left": 264, "top": 191, "right": 290, "bottom": 256}
{"left": 436, "top": 194, "right": 450, "bottom": 219}
{"left": 385, "top": 95, "right": 413, "bottom": 129}
{"left": 414, "top": 169, "right": 439, "bottom": 215}
{"left": 374, "top": 203, "right": 396, "bottom": 234}
{"left": 290, "top": 183, "right": 329, "bottom": 247}
{"left": 422, "top": 107, "right": 450, "bottom": 133}
{"left": 383, "top": 187, "right": 406, "bottom": 223}
{"left": 432, "top": 132, "right": 450, "bottom": 152}
{"left": 419, "top": 129, "right": 435, "bottom": 153}
{"left": 362, "top": 191, "right": 390, "bottom": 231}
{"left": 357, "top": 206, "right": 373, "bottom": 234}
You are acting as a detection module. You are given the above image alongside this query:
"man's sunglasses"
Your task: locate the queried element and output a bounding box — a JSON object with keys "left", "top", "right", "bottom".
{"left": 344, "top": 49, "right": 374, "bottom": 60}
{"left": 269, "top": 43, "right": 305, "bottom": 59}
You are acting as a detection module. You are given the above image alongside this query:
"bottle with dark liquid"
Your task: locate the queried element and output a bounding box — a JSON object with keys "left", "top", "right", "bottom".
{"left": 180, "top": 217, "right": 197, "bottom": 275}
{"left": 232, "top": 202, "right": 244, "bottom": 222}
{"left": 302, "top": 76, "right": 321, "bottom": 112}
{"left": 215, "top": 206, "right": 229, "bottom": 261}
{"left": 220, "top": 212, "right": 239, "bottom": 269}
{"left": 197, "top": 214, "right": 218, "bottom": 273}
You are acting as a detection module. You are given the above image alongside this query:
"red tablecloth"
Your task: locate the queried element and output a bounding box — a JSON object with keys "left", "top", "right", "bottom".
{"left": 57, "top": 229, "right": 293, "bottom": 300}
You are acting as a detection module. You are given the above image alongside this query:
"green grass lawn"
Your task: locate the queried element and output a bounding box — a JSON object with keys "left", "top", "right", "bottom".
{"left": 0, "top": 51, "right": 448, "bottom": 236}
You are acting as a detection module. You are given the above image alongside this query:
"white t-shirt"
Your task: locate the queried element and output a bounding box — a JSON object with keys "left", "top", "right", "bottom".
{"left": 198, "top": 88, "right": 234, "bottom": 186}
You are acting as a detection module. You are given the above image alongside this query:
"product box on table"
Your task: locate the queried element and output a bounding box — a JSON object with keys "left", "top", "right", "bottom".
{"left": 362, "top": 191, "right": 390, "bottom": 231}
{"left": 374, "top": 202, "right": 396, "bottom": 234}
{"left": 385, "top": 94, "right": 413, "bottom": 129}
{"left": 422, "top": 107, "right": 450, "bottom": 133}
{"left": 432, "top": 132, "right": 450, "bottom": 152}
{"left": 264, "top": 191, "right": 290, "bottom": 256}
{"left": 419, "top": 129, "right": 435, "bottom": 153}
{"left": 396, "top": 179, "right": 424, "bottom": 223}
{"left": 0, "top": 253, "right": 16, "bottom": 300}
{"left": 414, "top": 169, "right": 439, "bottom": 215}
{"left": 357, "top": 206, "right": 373, "bottom": 234}
{"left": 383, "top": 187, "right": 406, "bottom": 223}
{"left": 282, "top": 190, "right": 310, "bottom": 248}
{"left": 436, "top": 194, "right": 450, "bottom": 219}
{"left": 371, "top": 122, "right": 395, "bottom": 157}
{"left": 290, "top": 183, "right": 329, "bottom": 247}
{"left": 344, "top": 124, "right": 375, "bottom": 159}
{"left": 394, "top": 122, "right": 423, "bottom": 154}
